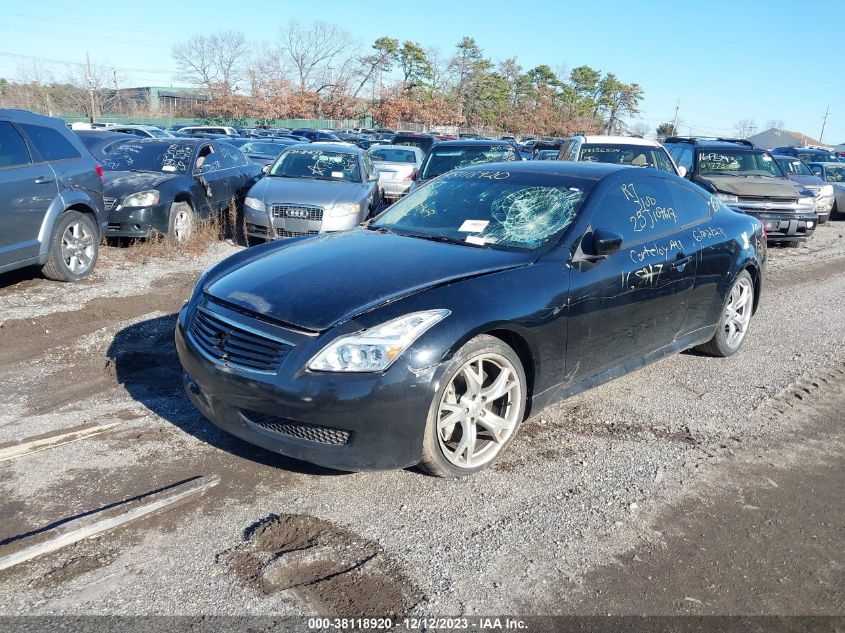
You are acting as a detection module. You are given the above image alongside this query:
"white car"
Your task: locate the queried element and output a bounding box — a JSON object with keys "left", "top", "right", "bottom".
{"left": 558, "top": 135, "right": 683, "bottom": 176}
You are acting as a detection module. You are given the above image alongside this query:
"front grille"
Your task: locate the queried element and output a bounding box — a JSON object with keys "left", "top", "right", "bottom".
{"left": 738, "top": 196, "right": 796, "bottom": 203}
{"left": 276, "top": 228, "right": 319, "bottom": 238}
{"left": 189, "top": 307, "right": 292, "bottom": 373}
{"left": 271, "top": 204, "right": 324, "bottom": 221}
{"left": 241, "top": 410, "right": 351, "bottom": 446}
{"left": 104, "top": 197, "right": 117, "bottom": 210}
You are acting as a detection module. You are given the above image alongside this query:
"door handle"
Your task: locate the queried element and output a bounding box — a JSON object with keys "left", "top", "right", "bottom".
{"left": 672, "top": 253, "right": 693, "bottom": 269}
{"left": 34, "top": 176, "right": 54, "bottom": 184}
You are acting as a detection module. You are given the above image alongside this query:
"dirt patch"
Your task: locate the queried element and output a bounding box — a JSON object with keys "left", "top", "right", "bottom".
{"left": 223, "top": 514, "right": 422, "bottom": 616}
{"left": 28, "top": 548, "right": 119, "bottom": 589}
{"left": 0, "top": 271, "right": 196, "bottom": 366}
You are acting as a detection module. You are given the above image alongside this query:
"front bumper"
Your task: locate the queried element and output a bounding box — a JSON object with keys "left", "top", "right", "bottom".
{"left": 742, "top": 211, "right": 818, "bottom": 242}
{"left": 175, "top": 303, "right": 440, "bottom": 471}
{"left": 244, "top": 204, "right": 360, "bottom": 240}
{"left": 106, "top": 203, "right": 170, "bottom": 237}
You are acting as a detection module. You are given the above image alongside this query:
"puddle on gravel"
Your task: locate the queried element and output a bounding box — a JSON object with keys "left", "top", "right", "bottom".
{"left": 223, "top": 513, "right": 422, "bottom": 616}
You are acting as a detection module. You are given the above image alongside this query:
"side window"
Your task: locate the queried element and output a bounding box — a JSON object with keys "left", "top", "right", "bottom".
{"left": 215, "top": 142, "right": 247, "bottom": 169}
{"left": 653, "top": 149, "right": 676, "bottom": 174}
{"left": 195, "top": 145, "right": 216, "bottom": 172}
{"left": 362, "top": 154, "right": 374, "bottom": 178}
{"left": 669, "top": 181, "right": 713, "bottom": 226}
{"left": 0, "top": 122, "right": 32, "bottom": 168}
{"left": 594, "top": 175, "right": 679, "bottom": 244}
{"left": 809, "top": 164, "right": 823, "bottom": 177}
{"left": 19, "top": 123, "right": 81, "bottom": 161}
{"left": 675, "top": 148, "right": 693, "bottom": 171}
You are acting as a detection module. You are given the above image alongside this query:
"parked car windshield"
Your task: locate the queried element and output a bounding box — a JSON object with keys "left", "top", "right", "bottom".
{"left": 578, "top": 144, "right": 675, "bottom": 174}
{"left": 372, "top": 170, "right": 590, "bottom": 250}
{"left": 100, "top": 141, "right": 195, "bottom": 173}
{"left": 240, "top": 141, "right": 285, "bottom": 156}
{"left": 368, "top": 147, "right": 418, "bottom": 163}
{"left": 420, "top": 146, "right": 519, "bottom": 179}
{"left": 796, "top": 150, "right": 835, "bottom": 163}
{"left": 270, "top": 148, "right": 361, "bottom": 183}
{"left": 697, "top": 150, "right": 783, "bottom": 178}
{"left": 821, "top": 165, "right": 845, "bottom": 182}
{"left": 776, "top": 157, "right": 813, "bottom": 176}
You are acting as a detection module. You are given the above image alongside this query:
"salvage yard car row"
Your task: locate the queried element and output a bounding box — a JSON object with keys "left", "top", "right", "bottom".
{"left": 0, "top": 106, "right": 840, "bottom": 477}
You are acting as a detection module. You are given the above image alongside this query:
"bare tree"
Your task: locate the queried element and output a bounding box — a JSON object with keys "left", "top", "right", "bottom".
{"left": 766, "top": 118, "right": 785, "bottom": 130}
{"left": 735, "top": 118, "right": 758, "bottom": 139}
{"left": 426, "top": 47, "right": 450, "bottom": 91}
{"left": 282, "top": 20, "right": 355, "bottom": 94}
{"left": 173, "top": 30, "right": 248, "bottom": 95}
{"left": 630, "top": 121, "right": 651, "bottom": 138}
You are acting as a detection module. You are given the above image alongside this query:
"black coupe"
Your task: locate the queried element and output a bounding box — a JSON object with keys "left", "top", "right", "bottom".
{"left": 176, "top": 162, "right": 766, "bottom": 476}
{"left": 101, "top": 138, "right": 262, "bottom": 242}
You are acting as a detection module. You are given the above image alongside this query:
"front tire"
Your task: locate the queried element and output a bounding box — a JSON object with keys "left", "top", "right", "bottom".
{"left": 167, "top": 201, "right": 195, "bottom": 244}
{"left": 41, "top": 210, "right": 99, "bottom": 282}
{"left": 419, "top": 335, "right": 526, "bottom": 477}
{"left": 696, "top": 270, "right": 754, "bottom": 357}
{"left": 830, "top": 201, "right": 842, "bottom": 221}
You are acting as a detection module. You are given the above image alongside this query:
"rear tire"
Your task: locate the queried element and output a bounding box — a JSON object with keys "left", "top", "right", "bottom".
{"left": 245, "top": 235, "right": 266, "bottom": 247}
{"left": 696, "top": 270, "right": 754, "bottom": 357}
{"left": 419, "top": 335, "right": 527, "bottom": 477}
{"left": 830, "top": 201, "right": 842, "bottom": 221}
{"left": 41, "top": 210, "right": 99, "bottom": 282}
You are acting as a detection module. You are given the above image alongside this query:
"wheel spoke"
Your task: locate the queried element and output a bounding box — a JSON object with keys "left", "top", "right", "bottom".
{"left": 477, "top": 411, "right": 510, "bottom": 442}
{"left": 461, "top": 362, "right": 484, "bottom": 398}
{"left": 481, "top": 368, "right": 514, "bottom": 402}
{"left": 438, "top": 405, "right": 464, "bottom": 431}
{"left": 454, "top": 420, "right": 477, "bottom": 466}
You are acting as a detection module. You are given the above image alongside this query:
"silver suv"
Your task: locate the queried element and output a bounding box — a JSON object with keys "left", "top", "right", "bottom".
{"left": 0, "top": 109, "right": 105, "bottom": 281}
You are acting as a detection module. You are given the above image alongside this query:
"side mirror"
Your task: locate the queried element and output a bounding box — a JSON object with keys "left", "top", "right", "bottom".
{"left": 593, "top": 228, "right": 623, "bottom": 256}
{"left": 262, "top": 165, "right": 270, "bottom": 175}
{"left": 368, "top": 171, "right": 378, "bottom": 182}
{"left": 677, "top": 165, "right": 687, "bottom": 178}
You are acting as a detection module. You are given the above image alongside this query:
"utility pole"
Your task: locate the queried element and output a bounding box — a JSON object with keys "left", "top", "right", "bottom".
{"left": 671, "top": 100, "right": 680, "bottom": 134}
{"left": 819, "top": 105, "right": 830, "bottom": 143}
{"left": 86, "top": 52, "right": 96, "bottom": 124}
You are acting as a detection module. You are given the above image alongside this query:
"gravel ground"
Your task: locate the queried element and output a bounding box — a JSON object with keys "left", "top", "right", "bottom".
{"left": 0, "top": 223, "right": 843, "bottom": 616}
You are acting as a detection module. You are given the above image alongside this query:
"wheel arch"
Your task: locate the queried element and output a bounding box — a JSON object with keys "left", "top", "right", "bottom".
{"left": 37, "top": 199, "right": 100, "bottom": 259}
{"left": 742, "top": 262, "right": 762, "bottom": 315}
{"left": 479, "top": 327, "right": 537, "bottom": 417}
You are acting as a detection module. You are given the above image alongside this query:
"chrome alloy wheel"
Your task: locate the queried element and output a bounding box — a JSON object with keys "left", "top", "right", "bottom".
{"left": 61, "top": 222, "right": 95, "bottom": 274}
{"left": 724, "top": 276, "right": 753, "bottom": 349}
{"left": 437, "top": 353, "right": 522, "bottom": 468}
{"left": 173, "top": 209, "right": 191, "bottom": 242}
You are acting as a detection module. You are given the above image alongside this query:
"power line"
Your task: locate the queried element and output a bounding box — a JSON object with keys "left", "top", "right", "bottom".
{"left": 0, "top": 50, "right": 175, "bottom": 75}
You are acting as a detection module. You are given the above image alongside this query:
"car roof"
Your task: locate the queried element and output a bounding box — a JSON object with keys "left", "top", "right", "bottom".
{"left": 116, "top": 137, "right": 204, "bottom": 146}
{"left": 460, "top": 159, "right": 627, "bottom": 179}
{"left": 579, "top": 135, "right": 662, "bottom": 147}
{"left": 366, "top": 144, "right": 421, "bottom": 152}
{"left": 807, "top": 161, "right": 842, "bottom": 166}
{"left": 429, "top": 140, "right": 515, "bottom": 148}
{"left": 0, "top": 108, "right": 67, "bottom": 128}
{"left": 297, "top": 142, "right": 363, "bottom": 154}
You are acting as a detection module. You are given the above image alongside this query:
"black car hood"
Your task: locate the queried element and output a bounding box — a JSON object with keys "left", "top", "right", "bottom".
{"left": 206, "top": 229, "right": 533, "bottom": 331}
{"left": 699, "top": 175, "right": 801, "bottom": 198}
{"left": 103, "top": 170, "right": 180, "bottom": 196}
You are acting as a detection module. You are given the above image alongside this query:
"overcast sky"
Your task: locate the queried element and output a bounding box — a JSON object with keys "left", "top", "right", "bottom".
{"left": 1, "top": 0, "right": 842, "bottom": 143}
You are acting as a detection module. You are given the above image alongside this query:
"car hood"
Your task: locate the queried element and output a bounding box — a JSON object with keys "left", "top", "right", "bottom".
{"left": 103, "top": 170, "right": 179, "bottom": 196}
{"left": 206, "top": 229, "right": 532, "bottom": 331}
{"left": 250, "top": 176, "right": 364, "bottom": 207}
{"left": 786, "top": 175, "right": 826, "bottom": 188}
{"left": 701, "top": 175, "right": 802, "bottom": 198}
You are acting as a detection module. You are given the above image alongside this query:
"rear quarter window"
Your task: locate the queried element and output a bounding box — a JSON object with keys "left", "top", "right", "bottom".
{"left": 19, "top": 124, "right": 81, "bottom": 161}
{"left": 0, "top": 121, "right": 32, "bottom": 168}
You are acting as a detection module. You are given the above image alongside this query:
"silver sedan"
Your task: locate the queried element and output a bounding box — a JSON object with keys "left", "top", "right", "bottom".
{"left": 243, "top": 144, "right": 379, "bottom": 242}
{"left": 366, "top": 144, "right": 423, "bottom": 202}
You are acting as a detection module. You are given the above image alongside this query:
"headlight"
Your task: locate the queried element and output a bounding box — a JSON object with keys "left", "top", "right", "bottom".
{"left": 821, "top": 184, "right": 834, "bottom": 197}
{"left": 123, "top": 190, "right": 160, "bottom": 207}
{"left": 244, "top": 196, "right": 266, "bottom": 212}
{"left": 329, "top": 203, "right": 359, "bottom": 218}
{"left": 307, "top": 309, "right": 450, "bottom": 372}
{"left": 716, "top": 193, "right": 738, "bottom": 203}
{"left": 798, "top": 196, "right": 816, "bottom": 208}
